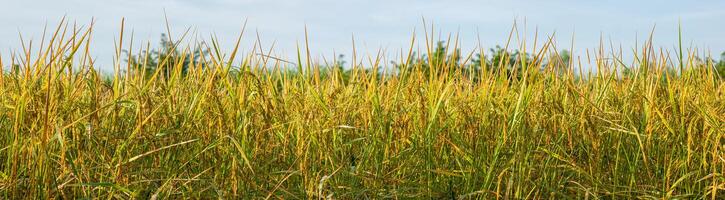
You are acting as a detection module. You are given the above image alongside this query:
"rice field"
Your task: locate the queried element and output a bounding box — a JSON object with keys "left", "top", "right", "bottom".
{"left": 0, "top": 20, "right": 723, "bottom": 199}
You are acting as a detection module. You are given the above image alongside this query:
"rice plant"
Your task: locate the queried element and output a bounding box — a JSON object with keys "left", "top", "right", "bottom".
{"left": 0, "top": 19, "right": 723, "bottom": 199}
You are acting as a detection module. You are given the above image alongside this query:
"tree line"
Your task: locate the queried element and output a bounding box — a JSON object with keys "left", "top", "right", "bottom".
{"left": 125, "top": 34, "right": 725, "bottom": 80}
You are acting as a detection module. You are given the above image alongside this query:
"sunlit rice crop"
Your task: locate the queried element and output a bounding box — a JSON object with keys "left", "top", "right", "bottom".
{"left": 0, "top": 19, "right": 723, "bottom": 199}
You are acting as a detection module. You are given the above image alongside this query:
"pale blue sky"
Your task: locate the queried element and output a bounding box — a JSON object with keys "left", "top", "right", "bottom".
{"left": 1, "top": 0, "right": 724, "bottom": 70}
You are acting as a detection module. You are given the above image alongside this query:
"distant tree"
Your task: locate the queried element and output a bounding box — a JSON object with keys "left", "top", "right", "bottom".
{"left": 124, "top": 33, "right": 209, "bottom": 79}
{"left": 542, "top": 49, "right": 571, "bottom": 74}
{"left": 393, "top": 41, "right": 462, "bottom": 78}
{"left": 717, "top": 51, "right": 725, "bottom": 78}
{"left": 471, "top": 45, "right": 532, "bottom": 80}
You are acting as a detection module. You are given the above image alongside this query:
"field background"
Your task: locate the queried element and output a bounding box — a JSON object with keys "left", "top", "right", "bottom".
{"left": 0, "top": 20, "right": 724, "bottom": 199}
